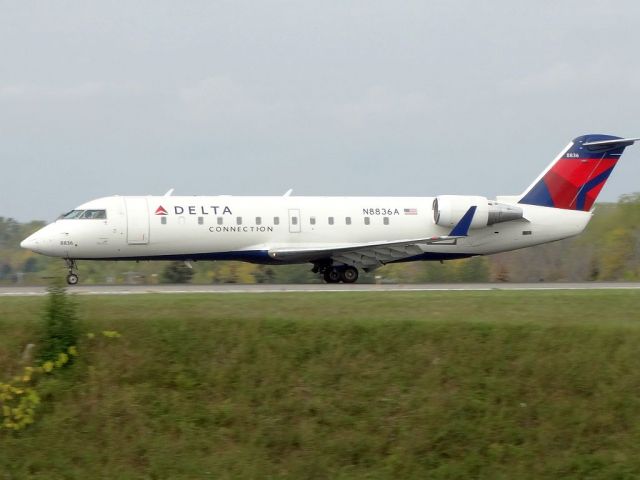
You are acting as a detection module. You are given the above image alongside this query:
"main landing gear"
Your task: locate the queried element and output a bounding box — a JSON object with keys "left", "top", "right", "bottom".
{"left": 317, "top": 265, "right": 359, "bottom": 284}
{"left": 65, "top": 259, "right": 79, "bottom": 285}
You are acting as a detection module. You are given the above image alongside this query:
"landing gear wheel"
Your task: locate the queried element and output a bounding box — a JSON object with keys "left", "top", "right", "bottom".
{"left": 340, "top": 266, "right": 359, "bottom": 283}
{"left": 64, "top": 258, "right": 79, "bottom": 286}
{"left": 323, "top": 268, "right": 341, "bottom": 283}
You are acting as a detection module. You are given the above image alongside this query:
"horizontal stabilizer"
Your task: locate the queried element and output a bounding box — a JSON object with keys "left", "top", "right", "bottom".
{"left": 449, "top": 206, "right": 476, "bottom": 237}
{"left": 582, "top": 137, "right": 640, "bottom": 148}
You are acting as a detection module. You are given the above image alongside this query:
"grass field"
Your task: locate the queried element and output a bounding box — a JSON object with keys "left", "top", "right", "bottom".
{"left": 2, "top": 291, "right": 640, "bottom": 479}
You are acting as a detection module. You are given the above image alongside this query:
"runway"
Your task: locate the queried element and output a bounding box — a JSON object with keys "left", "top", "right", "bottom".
{"left": 1, "top": 282, "right": 640, "bottom": 296}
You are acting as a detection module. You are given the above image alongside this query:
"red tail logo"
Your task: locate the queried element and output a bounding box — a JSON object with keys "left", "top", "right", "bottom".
{"left": 155, "top": 205, "right": 168, "bottom": 215}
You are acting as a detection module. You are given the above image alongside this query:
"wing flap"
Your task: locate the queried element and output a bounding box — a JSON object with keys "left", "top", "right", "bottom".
{"left": 269, "top": 237, "right": 457, "bottom": 268}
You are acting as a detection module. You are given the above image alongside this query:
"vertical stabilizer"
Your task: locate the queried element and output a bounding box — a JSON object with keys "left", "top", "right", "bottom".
{"left": 518, "top": 134, "right": 637, "bottom": 211}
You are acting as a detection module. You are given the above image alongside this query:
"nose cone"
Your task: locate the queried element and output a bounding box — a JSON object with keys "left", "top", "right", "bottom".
{"left": 20, "top": 233, "right": 39, "bottom": 251}
{"left": 20, "top": 224, "right": 69, "bottom": 257}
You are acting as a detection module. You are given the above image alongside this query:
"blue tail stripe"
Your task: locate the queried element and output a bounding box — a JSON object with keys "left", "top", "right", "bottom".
{"left": 575, "top": 166, "right": 614, "bottom": 210}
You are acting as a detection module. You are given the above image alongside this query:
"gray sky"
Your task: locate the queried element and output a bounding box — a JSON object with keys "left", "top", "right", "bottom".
{"left": 2, "top": 0, "right": 640, "bottom": 222}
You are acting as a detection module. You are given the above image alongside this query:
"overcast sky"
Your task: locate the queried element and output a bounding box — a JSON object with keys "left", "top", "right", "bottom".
{"left": 2, "top": 0, "right": 640, "bottom": 222}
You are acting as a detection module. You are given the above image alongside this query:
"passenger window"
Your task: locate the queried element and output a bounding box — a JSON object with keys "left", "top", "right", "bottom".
{"left": 328, "top": 217, "right": 334, "bottom": 225}
{"left": 198, "top": 216, "right": 204, "bottom": 225}
{"left": 217, "top": 217, "right": 223, "bottom": 225}
{"left": 310, "top": 217, "right": 316, "bottom": 225}
{"left": 364, "top": 217, "right": 370, "bottom": 225}
{"left": 161, "top": 217, "right": 167, "bottom": 225}
{"left": 256, "top": 217, "right": 262, "bottom": 225}
{"left": 274, "top": 217, "right": 280, "bottom": 225}
{"left": 292, "top": 217, "right": 298, "bottom": 225}
{"left": 383, "top": 217, "right": 389, "bottom": 225}
{"left": 236, "top": 217, "right": 242, "bottom": 225}
{"left": 345, "top": 217, "right": 351, "bottom": 225}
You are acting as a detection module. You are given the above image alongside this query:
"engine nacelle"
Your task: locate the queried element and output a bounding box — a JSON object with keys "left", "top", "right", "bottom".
{"left": 433, "top": 195, "right": 523, "bottom": 229}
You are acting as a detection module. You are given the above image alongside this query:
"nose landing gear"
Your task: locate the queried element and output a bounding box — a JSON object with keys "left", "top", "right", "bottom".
{"left": 65, "top": 259, "right": 79, "bottom": 285}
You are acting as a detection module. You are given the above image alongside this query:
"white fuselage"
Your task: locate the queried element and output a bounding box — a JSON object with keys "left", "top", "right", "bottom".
{"left": 21, "top": 195, "right": 592, "bottom": 264}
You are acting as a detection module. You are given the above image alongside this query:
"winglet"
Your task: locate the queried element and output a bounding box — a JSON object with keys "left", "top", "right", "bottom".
{"left": 449, "top": 206, "right": 476, "bottom": 236}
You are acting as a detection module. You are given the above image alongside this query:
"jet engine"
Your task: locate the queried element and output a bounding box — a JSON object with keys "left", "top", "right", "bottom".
{"left": 432, "top": 195, "right": 523, "bottom": 229}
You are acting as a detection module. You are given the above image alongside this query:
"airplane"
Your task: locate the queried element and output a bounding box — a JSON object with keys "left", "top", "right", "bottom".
{"left": 20, "top": 134, "right": 638, "bottom": 285}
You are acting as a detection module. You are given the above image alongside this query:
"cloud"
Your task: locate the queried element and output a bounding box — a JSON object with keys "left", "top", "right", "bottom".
{"left": 333, "top": 85, "right": 434, "bottom": 129}
{"left": 0, "top": 82, "right": 143, "bottom": 102}
{"left": 501, "top": 63, "right": 576, "bottom": 94}
{"left": 501, "top": 61, "right": 640, "bottom": 95}
{"left": 179, "top": 76, "right": 247, "bottom": 109}
{"left": 177, "top": 77, "right": 437, "bottom": 138}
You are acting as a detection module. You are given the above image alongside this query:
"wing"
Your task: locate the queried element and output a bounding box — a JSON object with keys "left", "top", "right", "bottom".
{"left": 267, "top": 206, "right": 477, "bottom": 270}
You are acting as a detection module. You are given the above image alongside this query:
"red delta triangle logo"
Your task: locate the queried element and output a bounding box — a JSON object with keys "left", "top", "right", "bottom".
{"left": 155, "top": 205, "right": 168, "bottom": 216}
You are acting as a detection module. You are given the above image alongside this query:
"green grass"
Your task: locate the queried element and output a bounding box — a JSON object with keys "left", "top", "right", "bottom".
{"left": 2, "top": 291, "right": 640, "bottom": 479}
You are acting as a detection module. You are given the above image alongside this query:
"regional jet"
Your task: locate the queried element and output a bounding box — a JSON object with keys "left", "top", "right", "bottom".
{"left": 20, "top": 134, "right": 637, "bottom": 284}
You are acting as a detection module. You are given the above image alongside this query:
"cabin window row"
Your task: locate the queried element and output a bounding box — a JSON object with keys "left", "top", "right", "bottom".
{"left": 312, "top": 216, "right": 390, "bottom": 226}
{"left": 160, "top": 216, "right": 391, "bottom": 226}
{"left": 161, "top": 216, "right": 280, "bottom": 225}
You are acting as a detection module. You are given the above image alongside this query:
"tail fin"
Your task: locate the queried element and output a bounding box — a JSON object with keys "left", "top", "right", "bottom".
{"left": 518, "top": 134, "right": 638, "bottom": 211}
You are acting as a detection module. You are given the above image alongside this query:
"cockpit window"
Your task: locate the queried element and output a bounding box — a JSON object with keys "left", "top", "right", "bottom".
{"left": 62, "top": 210, "right": 85, "bottom": 219}
{"left": 80, "top": 209, "right": 107, "bottom": 219}
{"left": 61, "top": 209, "right": 107, "bottom": 219}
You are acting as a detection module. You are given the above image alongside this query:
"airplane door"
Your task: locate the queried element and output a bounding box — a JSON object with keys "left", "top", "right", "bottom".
{"left": 288, "top": 209, "right": 301, "bottom": 233}
{"left": 125, "top": 198, "right": 150, "bottom": 244}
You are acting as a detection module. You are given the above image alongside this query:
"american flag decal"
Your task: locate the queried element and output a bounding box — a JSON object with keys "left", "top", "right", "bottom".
{"left": 404, "top": 208, "right": 418, "bottom": 215}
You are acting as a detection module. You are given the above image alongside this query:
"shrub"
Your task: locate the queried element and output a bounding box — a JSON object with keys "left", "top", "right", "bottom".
{"left": 160, "top": 261, "right": 194, "bottom": 284}
{"left": 38, "top": 281, "right": 79, "bottom": 363}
